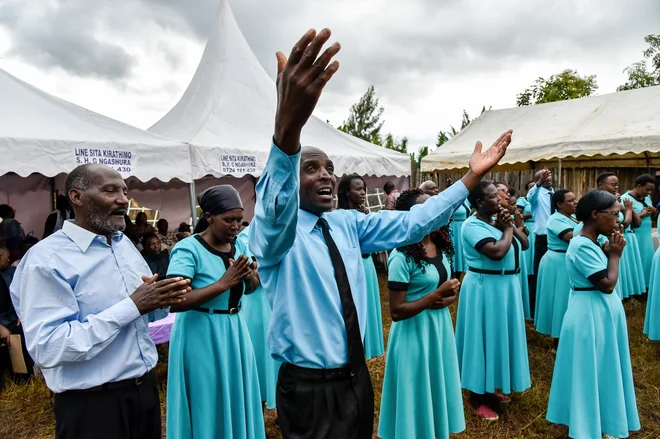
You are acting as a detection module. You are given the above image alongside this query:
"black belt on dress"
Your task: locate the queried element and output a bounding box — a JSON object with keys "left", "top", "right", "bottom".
{"left": 468, "top": 267, "right": 520, "bottom": 276}
{"left": 285, "top": 363, "right": 352, "bottom": 381}
{"left": 59, "top": 371, "right": 152, "bottom": 394}
{"left": 193, "top": 306, "right": 241, "bottom": 315}
{"left": 548, "top": 248, "right": 567, "bottom": 253}
{"left": 573, "top": 286, "right": 598, "bottom": 292}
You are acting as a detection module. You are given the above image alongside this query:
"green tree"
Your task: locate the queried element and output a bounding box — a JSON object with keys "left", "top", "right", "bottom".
{"left": 383, "top": 133, "right": 407, "bottom": 153}
{"left": 338, "top": 85, "right": 385, "bottom": 143}
{"left": 411, "top": 145, "right": 429, "bottom": 171}
{"left": 617, "top": 61, "right": 659, "bottom": 91}
{"left": 617, "top": 34, "right": 660, "bottom": 91}
{"left": 435, "top": 107, "right": 489, "bottom": 148}
{"left": 516, "top": 69, "right": 598, "bottom": 106}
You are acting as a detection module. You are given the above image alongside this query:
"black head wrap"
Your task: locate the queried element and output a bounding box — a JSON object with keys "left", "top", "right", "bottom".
{"left": 194, "top": 185, "right": 243, "bottom": 234}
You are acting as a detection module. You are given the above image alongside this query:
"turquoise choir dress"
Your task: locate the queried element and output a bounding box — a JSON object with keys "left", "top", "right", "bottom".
{"left": 644, "top": 247, "right": 660, "bottom": 340}
{"left": 363, "top": 254, "right": 385, "bottom": 359}
{"left": 450, "top": 199, "right": 471, "bottom": 273}
{"left": 455, "top": 216, "right": 531, "bottom": 395}
{"left": 534, "top": 212, "right": 577, "bottom": 338}
{"left": 516, "top": 196, "right": 536, "bottom": 275}
{"left": 621, "top": 191, "right": 654, "bottom": 289}
{"left": 166, "top": 235, "right": 266, "bottom": 439}
{"left": 547, "top": 236, "right": 640, "bottom": 439}
{"left": 378, "top": 249, "right": 465, "bottom": 439}
{"left": 617, "top": 211, "right": 646, "bottom": 299}
{"left": 237, "top": 227, "right": 280, "bottom": 409}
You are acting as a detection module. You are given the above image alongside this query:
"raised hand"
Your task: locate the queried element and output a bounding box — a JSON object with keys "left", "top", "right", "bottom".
{"left": 467, "top": 130, "right": 513, "bottom": 178}
{"left": 274, "top": 29, "right": 341, "bottom": 154}
{"left": 623, "top": 199, "right": 632, "bottom": 210}
{"left": 537, "top": 169, "right": 552, "bottom": 187}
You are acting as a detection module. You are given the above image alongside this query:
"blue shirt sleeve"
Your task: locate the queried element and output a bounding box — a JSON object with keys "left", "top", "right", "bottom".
{"left": 167, "top": 239, "right": 198, "bottom": 279}
{"left": 12, "top": 263, "right": 141, "bottom": 369}
{"left": 527, "top": 185, "right": 540, "bottom": 208}
{"left": 463, "top": 219, "right": 496, "bottom": 250}
{"left": 249, "top": 143, "right": 302, "bottom": 268}
{"left": 387, "top": 251, "right": 412, "bottom": 290}
{"left": 575, "top": 240, "right": 607, "bottom": 279}
{"left": 353, "top": 180, "right": 469, "bottom": 254}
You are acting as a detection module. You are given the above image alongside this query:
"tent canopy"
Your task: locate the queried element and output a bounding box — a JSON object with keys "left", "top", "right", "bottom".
{"left": 422, "top": 85, "right": 660, "bottom": 172}
{"left": 0, "top": 68, "right": 193, "bottom": 183}
{"left": 149, "top": 0, "right": 410, "bottom": 179}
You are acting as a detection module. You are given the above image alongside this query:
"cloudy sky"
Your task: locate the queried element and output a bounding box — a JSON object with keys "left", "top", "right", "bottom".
{"left": 0, "top": 0, "right": 658, "bottom": 151}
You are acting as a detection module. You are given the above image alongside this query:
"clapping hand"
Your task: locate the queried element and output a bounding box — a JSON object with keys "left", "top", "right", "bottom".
{"left": 430, "top": 279, "right": 460, "bottom": 309}
{"left": 220, "top": 255, "right": 253, "bottom": 290}
{"left": 623, "top": 198, "right": 632, "bottom": 210}
{"left": 603, "top": 231, "right": 626, "bottom": 258}
{"left": 497, "top": 207, "right": 514, "bottom": 229}
{"left": 131, "top": 275, "right": 191, "bottom": 315}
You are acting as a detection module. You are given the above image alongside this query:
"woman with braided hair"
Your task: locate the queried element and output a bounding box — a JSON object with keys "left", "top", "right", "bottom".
{"left": 337, "top": 174, "right": 384, "bottom": 359}
{"left": 378, "top": 188, "right": 465, "bottom": 439}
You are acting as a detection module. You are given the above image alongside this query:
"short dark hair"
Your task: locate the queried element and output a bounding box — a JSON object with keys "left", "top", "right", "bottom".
{"left": 468, "top": 181, "right": 494, "bottom": 208}
{"left": 635, "top": 173, "right": 655, "bottom": 187}
{"left": 178, "top": 222, "right": 191, "bottom": 233}
{"left": 596, "top": 172, "right": 617, "bottom": 186}
{"left": 0, "top": 204, "right": 13, "bottom": 219}
{"left": 384, "top": 181, "right": 395, "bottom": 195}
{"left": 142, "top": 232, "right": 159, "bottom": 248}
{"left": 157, "top": 218, "right": 168, "bottom": 228}
{"left": 551, "top": 189, "right": 571, "bottom": 211}
{"left": 576, "top": 189, "right": 617, "bottom": 223}
{"left": 65, "top": 164, "right": 94, "bottom": 201}
{"left": 508, "top": 188, "right": 517, "bottom": 198}
{"left": 337, "top": 174, "right": 366, "bottom": 210}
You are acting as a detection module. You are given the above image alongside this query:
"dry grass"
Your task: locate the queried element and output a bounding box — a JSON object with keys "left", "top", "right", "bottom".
{"left": 1, "top": 274, "right": 659, "bottom": 439}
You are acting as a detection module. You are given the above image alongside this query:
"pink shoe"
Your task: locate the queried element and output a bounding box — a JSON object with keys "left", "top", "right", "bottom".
{"left": 473, "top": 404, "right": 499, "bottom": 421}
{"left": 492, "top": 392, "right": 511, "bottom": 404}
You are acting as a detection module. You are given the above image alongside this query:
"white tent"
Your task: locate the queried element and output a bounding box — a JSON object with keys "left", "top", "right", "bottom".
{"left": 0, "top": 68, "right": 192, "bottom": 183}
{"left": 422, "top": 86, "right": 660, "bottom": 172}
{"left": 0, "top": 68, "right": 194, "bottom": 237}
{"left": 149, "top": 0, "right": 410, "bottom": 180}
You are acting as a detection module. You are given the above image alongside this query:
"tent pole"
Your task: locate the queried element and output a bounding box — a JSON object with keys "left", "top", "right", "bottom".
{"left": 189, "top": 181, "right": 197, "bottom": 228}
{"left": 557, "top": 158, "right": 562, "bottom": 188}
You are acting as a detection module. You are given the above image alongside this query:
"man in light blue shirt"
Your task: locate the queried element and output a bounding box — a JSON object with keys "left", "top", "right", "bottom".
{"left": 249, "top": 28, "right": 512, "bottom": 439}
{"left": 10, "top": 164, "right": 190, "bottom": 439}
{"left": 526, "top": 168, "right": 554, "bottom": 318}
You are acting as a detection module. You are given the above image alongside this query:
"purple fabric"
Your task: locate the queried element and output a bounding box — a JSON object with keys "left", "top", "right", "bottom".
{"left": 149, "top": 313, "right": 176, "bottom": 345}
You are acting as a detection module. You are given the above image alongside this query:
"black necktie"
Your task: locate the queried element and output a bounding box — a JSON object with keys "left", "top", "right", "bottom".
{"left": 317, "top": 217, "right": 367, "bottom": 374}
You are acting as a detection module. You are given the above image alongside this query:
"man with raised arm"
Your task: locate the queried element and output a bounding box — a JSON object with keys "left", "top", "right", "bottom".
{"left": 249, "top": 28, "right": 513, "bottom": 439}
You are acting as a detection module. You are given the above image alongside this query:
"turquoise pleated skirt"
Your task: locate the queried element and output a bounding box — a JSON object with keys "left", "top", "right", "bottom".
{"left": 378, "top": 307, "right": 466, "bottom": 439}
{"left": 522, "top": 226, "right": 536, "bottom": 275}
{"left": 617, "top": 232, "right": 646, "bottom": 298}
{"left": 455, "top": 272, "right": 531, "bottom": 394}
{"left": 534, "top": 250, "right": 571, "bottom": 338}
{"left": 242, "top": 287, "right": 281, "bottom": 409}
{"left": 166, "top": 311, "right": 266, "bottom": 439}
{"left": 637, "top": 222, "right": 654, "bottom": 289}
{"left": 547, "top": 290, "right": 640, "bottom": 439}
{"left": 450, "top": 220, "right": 467, "bottom": 273}
{"left": 363, "top": 255, "right": 384, "bottom": 359}
{"left": 644, "top": 247, "right": 660, "bottom": 340}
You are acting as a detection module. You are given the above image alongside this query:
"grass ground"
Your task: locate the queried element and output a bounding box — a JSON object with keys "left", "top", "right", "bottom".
{"left": 1, "top": 273, "right": 659, "bottom": 439}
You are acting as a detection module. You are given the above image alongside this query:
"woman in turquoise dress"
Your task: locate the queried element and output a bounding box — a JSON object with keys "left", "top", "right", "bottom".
{"left": 597, "top": 172, "right": 645, "bottom": 300}
{"left": 621, "top": 173, "right": 657, "bottom": 290}
{"left": 497, "top": 183, "right": 532, "bottom": 319}
{"left": 534, "top": 190, "right": 578, "bottom": 346}
{"left": 450, "top": 198, "right": 471, "bottom": 278}
{"left": 644, "top": 247, "right": 660, "bottom": 340}
{"left": 516, "top": 181, "right": 536, "bottom": 276}
{"left": 378, "top": 189, "right": 465, "bottom": 439}
{"left": 455, "top": 182, "right": 531, "bottom": 421}
{"left": 236, "top": 225, "right": 280, "bottom": 410}
{"left": 547, "top": 189, "right": 640, "bottom": 439}
{"left": 166, "top": 185, "right": 266, "bottom": 439}
{"left": 337, "top": 174, "right": 384, "bottom": 359}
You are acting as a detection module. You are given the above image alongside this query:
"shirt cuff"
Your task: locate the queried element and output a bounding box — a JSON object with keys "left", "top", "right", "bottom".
{"left": 110, "top": 297, "right": 141, "bottom": 327}
{"left": 268, "top": 142, "right": 301, "bottom": 186}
